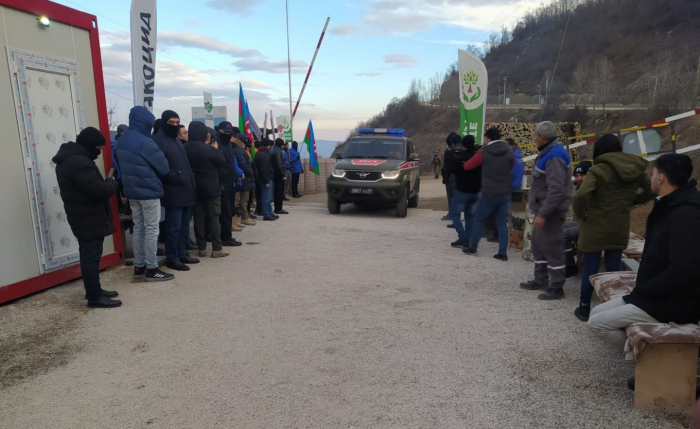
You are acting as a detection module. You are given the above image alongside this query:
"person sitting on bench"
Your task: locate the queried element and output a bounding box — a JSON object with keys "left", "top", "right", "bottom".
{"left": 588, "top": 153, "right": 700, "bottom": 351}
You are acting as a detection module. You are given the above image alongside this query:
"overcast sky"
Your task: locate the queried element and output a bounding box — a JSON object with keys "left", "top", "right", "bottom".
{"left": 54, "top": 0, "right": 538, "bottom": 141}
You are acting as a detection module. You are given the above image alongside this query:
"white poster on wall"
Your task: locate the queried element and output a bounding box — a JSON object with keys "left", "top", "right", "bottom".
{"left": 130, "top": 0, "right": 157, "bottom": 111}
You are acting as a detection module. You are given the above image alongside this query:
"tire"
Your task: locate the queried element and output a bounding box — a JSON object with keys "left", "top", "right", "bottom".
{"left": 396, "top": 186, "right": 408, "bottom": 218}
{"left": 328, "top": 198, "right": 341, "bottom": 214}
{"left": 408, "top": 182, "right": 419, "bottom": 208}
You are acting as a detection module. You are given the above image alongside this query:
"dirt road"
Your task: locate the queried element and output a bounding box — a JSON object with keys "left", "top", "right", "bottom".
{"left": 0, "top": 178, "right": 686, "bottom": 428}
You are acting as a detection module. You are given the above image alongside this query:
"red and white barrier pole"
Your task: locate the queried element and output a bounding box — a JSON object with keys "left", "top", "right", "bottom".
{"left": 291, "top": 16, "right": 330, "bottom": 122}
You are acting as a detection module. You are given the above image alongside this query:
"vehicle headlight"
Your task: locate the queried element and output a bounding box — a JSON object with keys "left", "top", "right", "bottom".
{"left": 382, "top": 170, "right": 400, "bottom": 179}
{"left": 331, "top": 169, "right": 346, "bottom": 178}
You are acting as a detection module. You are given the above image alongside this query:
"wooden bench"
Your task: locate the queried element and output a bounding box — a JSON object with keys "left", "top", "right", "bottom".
{"left": 591, "top": 272, "right": 700, "bottom": 412}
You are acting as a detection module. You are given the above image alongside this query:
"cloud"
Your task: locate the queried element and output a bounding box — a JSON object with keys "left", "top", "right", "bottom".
{"left": 383, "top": 54, "right": 416, "bottom": 68}
{"left": 183, "top": 19, "right": 200, "bottom": 26}
{"left": 159, "top": 32, "right": 262, "bottom": 58}
{"left": 233, "top": 58, "right": 308, "bottom": 74}
{"left": 362, "top": 0, "right": 540, "bottom": 34}
{"left": 205, "top": 0, "right": 262, "bottom": 17}
{"left": 330, "top": 24, "right": 355, "bottom": 35}
{"left": 356, "top": 71, "right": 382, "bottom": 77}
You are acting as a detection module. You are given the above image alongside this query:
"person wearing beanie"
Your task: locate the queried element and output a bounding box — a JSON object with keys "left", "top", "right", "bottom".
{"left": 114, "top": 106, "right": 174, "bottom": 283}
{"left": 215, "top": 121, "right": 242, "bottom": 247}
{"left": 153, "top": 110, "right": 200, "bottom": 271}
{"left": 53, "top": 127, "right": 121, "bottom": 308}
{"left": 289, "top": 141, "right": 303, "bottom": 198}
{"left": 562, "top": 160, "right": 594, "bottom": 278}
{"left": 441, "top": 131, "right": 459, "bottom": 222}
{"left": 445, "top": 134, "right": 481, "bottom": 248}
{"left": 253, "top": 139, "right": 276, "bottom": 220}
{"left": 232, "top": 133, "right": 257, "bottom": 227}
{"left": 269, "top": 138, "right": 288, "bottom": 214}
{"left": 184, "top": 121, "right": 230, "bottom": 259}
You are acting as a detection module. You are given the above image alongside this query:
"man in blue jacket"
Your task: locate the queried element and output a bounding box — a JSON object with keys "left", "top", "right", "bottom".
{"left": 290, "top": 141, "right": 303, "bottom": 198}
{"left": 283, "top": 142, "right": 292, "bottom": 199}
{"left": 508, "top": 138, "right": 525, "bottom": 191}
{"left": 113, "top": 106, "right": 174, "bottom": 282}
{"left": 153, "top": 110, "right": 199, "bottom": 271}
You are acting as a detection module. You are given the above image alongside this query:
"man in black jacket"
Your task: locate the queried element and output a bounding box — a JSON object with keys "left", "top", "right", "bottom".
{"left": 53, "top": 127, "right": 121, "bottom": 308}
{"left": 153, "top": 110, "right": 199, "bottom": 271}
{"left": 254, "top": 139, "right": 276, "bottom": 220}
{"left": 270, "top": 138, "right": 288, "bottom": 215}
{"left": 446, "top": 135, "right": 482, "bottom": 248}
{"left": 588, "top": 154, "right": 700, "bottom": 352}
{"left": 184, "top": 122, "right": 230, "bottom": 259}
{"left": 215, "top": 121, "right": 242, "bottom": 247}
{"left": 441, "top": 132, "right": 459, "bottom": 222}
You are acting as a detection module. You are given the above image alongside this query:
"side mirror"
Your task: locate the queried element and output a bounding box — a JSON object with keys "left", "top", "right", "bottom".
{"left": 408, "top": 153, "right": 419, "bottom": 161}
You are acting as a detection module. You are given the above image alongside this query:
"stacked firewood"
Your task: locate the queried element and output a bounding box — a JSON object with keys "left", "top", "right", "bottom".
{"left": 485, "top": 122, "right": 582, "bottom": 167}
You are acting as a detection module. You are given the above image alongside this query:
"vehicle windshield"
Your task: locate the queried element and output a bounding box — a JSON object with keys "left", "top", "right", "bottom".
{"left": 344, "top": 138, "right": 405, "bottom": 160}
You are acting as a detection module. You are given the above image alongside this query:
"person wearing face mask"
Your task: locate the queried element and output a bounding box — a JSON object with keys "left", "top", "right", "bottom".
{"left": 215, "top": 121, "right": 243, "bottom": 247}
{"left": 53, "top": 127, "right": 121, "bottom": 307}
{"left": 153, "top": 110, "right": 199, "bottom": 271}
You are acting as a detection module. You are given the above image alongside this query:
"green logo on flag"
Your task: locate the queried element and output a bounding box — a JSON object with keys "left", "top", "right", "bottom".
{"left": 463, "top": 70, "right": 482, "bottom": 103}
{"left": 204, "top": 101, "right": 213, "bottom": 114}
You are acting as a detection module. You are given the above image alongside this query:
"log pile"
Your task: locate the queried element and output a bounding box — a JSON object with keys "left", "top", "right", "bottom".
{"left": 485, "top": 122, "right": 582, "bottom": 167}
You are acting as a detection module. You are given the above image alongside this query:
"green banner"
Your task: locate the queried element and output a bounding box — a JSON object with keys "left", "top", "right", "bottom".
{"left": 458, "top": 50, "right": 488, "bottom": 146}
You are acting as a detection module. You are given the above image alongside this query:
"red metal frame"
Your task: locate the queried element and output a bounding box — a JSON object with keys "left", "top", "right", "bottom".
{"left": 0, "top": 0, "right": 123, "bottom": 304}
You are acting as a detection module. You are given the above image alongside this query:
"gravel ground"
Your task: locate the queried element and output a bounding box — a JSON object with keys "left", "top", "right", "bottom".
{"left": 0, "top": 180, "right": 690, "bottom": 428}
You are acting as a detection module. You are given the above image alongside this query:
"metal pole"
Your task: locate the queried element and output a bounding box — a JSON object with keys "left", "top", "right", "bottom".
{"left": 285, "top": 0, "right": 293, "bottom": 131}
{"left": 503, "top": 76, "right": 507, "bottom": 105}
{"left": 270, "top": 112, "right": 276, "bottom": 140}
{"left": 292, "top": 16, "right": 330, "bottom": 121}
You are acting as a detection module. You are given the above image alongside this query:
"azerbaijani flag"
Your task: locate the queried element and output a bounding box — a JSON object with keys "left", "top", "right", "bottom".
{"left": 304, "top": 120, "right": 320, "bottom": 175}
{"left": 238, "top": 83, "right": 256, "bottom": 159}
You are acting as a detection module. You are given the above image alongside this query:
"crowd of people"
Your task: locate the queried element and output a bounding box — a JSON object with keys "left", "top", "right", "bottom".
{"left": 53, "top": 106, "right": 305, "bottom": 308}
{"left": 439, "top": 121, "right": 700, "bottom": 361}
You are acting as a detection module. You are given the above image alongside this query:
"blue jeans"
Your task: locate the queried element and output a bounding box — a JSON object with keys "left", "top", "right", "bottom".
{"left": 260, "top": 181, "right": 274, "bottom": 217}
{"left": 469, "top": 194, "right": 511, "bottom": 255}
{"left": 164, "top": 206, "right": 192, "bottom": 263}
{"left": 79, "top": 237, "right": 104, "bottom": 301}
{"left": 449, "top": 191, "right": 480, "bottom": 241}
{"left": 130, "top": 199, "right": 161, "bottom": 269}
{"left": 580, "top": 250, "right": 623, "bottom": 306}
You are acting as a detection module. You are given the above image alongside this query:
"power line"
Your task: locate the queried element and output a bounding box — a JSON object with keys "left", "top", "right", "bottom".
{"left": 540, "top": 7, "right": 574, "bottom": 120}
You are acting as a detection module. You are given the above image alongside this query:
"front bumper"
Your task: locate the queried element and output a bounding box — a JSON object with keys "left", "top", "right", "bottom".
{"left": 327, "top": 176, "right": 407, "bottom": 203}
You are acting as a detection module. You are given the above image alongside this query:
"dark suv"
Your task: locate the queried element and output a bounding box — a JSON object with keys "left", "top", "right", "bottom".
{"left": 326, "top": 128, "right": 420, "bottom": 217}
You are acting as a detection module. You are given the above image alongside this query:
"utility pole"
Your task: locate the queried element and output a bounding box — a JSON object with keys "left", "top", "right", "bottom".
{"left": 537, "top": 84, "right": 541, "bottom": 105}
{"left": 503, "top": 76, "right": 507, "bottom": 106}
{"left": 497, "top": 85, "right": 501, "bottom": 104}
{"left": 545, "top": 70, "right": 551, "bottom": 94}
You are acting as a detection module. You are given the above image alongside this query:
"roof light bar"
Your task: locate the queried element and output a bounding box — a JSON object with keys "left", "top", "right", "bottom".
{"left": 358, "top": 128, "right": 405, "bottom": 135}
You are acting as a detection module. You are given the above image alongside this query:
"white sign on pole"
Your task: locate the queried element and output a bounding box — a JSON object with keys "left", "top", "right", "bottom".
{"left": 130, "top": 0, "right": 157, "bottom": 111}
{"left": 203, "top": 91, "right": 214, "bottom": 127}
{"left": 277, "top": 115, "right": 293, "bottom": 143}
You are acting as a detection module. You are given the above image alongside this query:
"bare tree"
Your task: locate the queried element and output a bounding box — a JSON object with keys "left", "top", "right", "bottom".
{"left": 107, "top": 100, "right": 119, "bottom": 131}
{"left": 570, "top": 62, "right": 590, "bottom": 107}
{"left": 594, "top": 57, "right": 615, "bottom": 112}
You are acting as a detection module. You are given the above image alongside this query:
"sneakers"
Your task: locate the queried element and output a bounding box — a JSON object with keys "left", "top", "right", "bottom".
{"left": 222, "top": 239, "right": 243, "bottom": 247}
{"left": 87, "top": 296, "right": 122, "bottom": 308}
{"left": 211, "top": 249, "right": 230, "bottom": 258}
{"left": 462, "top": 247, "right": 477, "bottom": 255}
{"left": 451, "top": 239, "right": 469, "bottom": 247}
{"left": 197, "top": 250, "right": 207, "bottom": 257}
{"left": 493, "top": 253, "right": 508, "bottom": 262}
{"left": 134, "top": 266, "right": 146, "bottom": 279}
{"left": 574, "top": 305, "right": 591, "bottom": 322}
{"left": 180, "top": 256, "right": 200, "bottom": 264}
{"left": 520, "top": 281, "right": 548, "bottom": 291}
{"left": 146, "top": 268, "right": 174, "bottom": 282}
{"left": 166, "top": 261, "right": 190, "bottom": 271}
{"left": 538, "top": 288, "right": 565, "bottom": 300}
{"left": 241, "top": 218, "right": 256, "bottom": 226}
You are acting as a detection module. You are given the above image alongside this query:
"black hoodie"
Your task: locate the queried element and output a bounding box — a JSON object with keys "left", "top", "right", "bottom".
{"left": 184, "top": 122, "right": 228, "bottom": 201}
{"left": 624, "top": 180, "right": 700, "bottom": 323}
{"left": 53, "top": 142, "right": 119, "bottom": 241}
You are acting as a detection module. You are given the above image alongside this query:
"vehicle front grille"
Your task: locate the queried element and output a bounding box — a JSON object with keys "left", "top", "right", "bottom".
{"left": 345, "top": 171, "right": 382, "bottom": 181}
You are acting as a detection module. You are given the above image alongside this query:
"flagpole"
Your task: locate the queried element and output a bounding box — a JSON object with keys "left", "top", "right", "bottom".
{"left": 292, "top": 16, "right": 330, "bottom": 121}
{"left": 285, "top": 0, "right": 294, "bottom": 135}
{"left": 270, "top": 113, "right": 276, "bottom": 140}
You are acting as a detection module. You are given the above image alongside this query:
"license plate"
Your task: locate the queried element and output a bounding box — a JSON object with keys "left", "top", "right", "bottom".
{"left": 349, "top": 188, "right": 374, "bottom": 195}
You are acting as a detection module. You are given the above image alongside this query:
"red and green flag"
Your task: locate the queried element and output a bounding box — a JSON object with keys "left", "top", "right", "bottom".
{"left": 304, "top": 120, "right": 320, "bottom": 175}
{"left": 238, "top": 83, "right": 256, "bottom": 159}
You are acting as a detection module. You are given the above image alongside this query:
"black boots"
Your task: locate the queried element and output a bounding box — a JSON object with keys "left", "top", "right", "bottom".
{"left": 538, "top": 288, "right": 565, "bottom": 300}
{"left": 574, "top": 305, "right": 591, "bottom": 322}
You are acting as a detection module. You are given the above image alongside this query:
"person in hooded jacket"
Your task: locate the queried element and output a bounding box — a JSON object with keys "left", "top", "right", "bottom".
{"left": 184, "top": 121, "right": 230, "bottom": 259}
{"left": 114, "top": 106, "right": 174, "bottom": 283}
{"left": 153, "top": 110, "right": 199, "bottom": 271}
{"left": 588, "top": 153, "right": 700, "bottom": 353}
{"left": 233, "top": 133, "right": 256, "bottom": 226}
{"left": 508, "top": 138, "right": 525, "bottom": 191}
{"left": 54, "top": 127, "right": 121, "bottom": 308}
{"left": 283, "top": 142, "right": 292, "bottom": 199}
{"left": 445, "top": 135, "right": 482, "bottom": 248}
{"left": 441, "top": 132, "right": 459, "bottom": 222}
{"left": 215, "top": 121, "right": 242, "bottom": 247}
{"left": 254, "top": 139, "right": 276, "bottom": 220}
{"left": 572, "top": 134, "right": 654, "bottom": 321}
{"left": 290, "top": 141, "right": 303, "bottom": 198}
{"left": 463, "top": 127, "right": 514, "bottom": 260}
{"left": 270, "top": 138, "right": 288, "bottom": 215}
